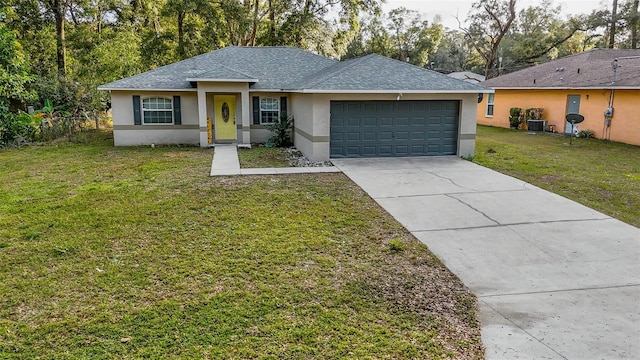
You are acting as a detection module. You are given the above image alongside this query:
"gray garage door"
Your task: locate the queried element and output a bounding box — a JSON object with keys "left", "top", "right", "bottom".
{"left": 330, "top": 100, "right": 459, "bottom": 158}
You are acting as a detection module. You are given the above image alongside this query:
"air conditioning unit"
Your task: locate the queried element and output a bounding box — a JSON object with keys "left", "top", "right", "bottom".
{"left": 527, "top": 120, "right": 547, "bottom": 132}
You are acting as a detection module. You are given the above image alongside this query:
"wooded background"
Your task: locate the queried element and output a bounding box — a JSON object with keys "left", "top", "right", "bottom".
{"left": 0, "top": 0, "right": 638, "bottom": 115}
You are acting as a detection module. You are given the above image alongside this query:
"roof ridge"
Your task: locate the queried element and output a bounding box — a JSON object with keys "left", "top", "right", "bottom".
{"left": 297, "top": 54, "right": 374, "bottom": 89}
{"left": 216, "top": 63, "right": 257, "bottom": 79}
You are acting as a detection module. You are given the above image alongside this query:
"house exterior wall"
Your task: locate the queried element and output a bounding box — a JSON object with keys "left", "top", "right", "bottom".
{"left": 195, "top": 82, "right": 250, "bottom": 146}
{"left": 110, "top": 90, "right": 199, "bottom": 146}
{"left": 477, "top": 89, "right": 640, "bottom": 146}
{"left": 291, "top": 93, "right": 324, "bottom": 160}
{"left": 249, "top": 92, "right": 291, "bottom": 144}
{"left": 291, "top": 92, "right": 478, "bottom": 162}
{"left": 110, "top": 89, "right": 480, "bottom": 156}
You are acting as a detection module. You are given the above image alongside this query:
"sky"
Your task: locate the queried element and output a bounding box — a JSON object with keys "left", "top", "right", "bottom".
{"left": 383, "top": 0, "right": 607, "bottom": 29}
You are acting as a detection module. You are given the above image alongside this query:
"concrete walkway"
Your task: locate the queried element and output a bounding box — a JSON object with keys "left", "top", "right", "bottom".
{"left": 332, "top": 157, "right": 640, "bottom": 360}
{"left": 209, "top": 144, "right": 340, "bottom": 176}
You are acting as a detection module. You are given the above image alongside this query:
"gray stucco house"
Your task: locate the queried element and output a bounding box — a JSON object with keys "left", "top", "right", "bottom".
{"left": 99, "top": 46, "right": 490, "bottom": 161}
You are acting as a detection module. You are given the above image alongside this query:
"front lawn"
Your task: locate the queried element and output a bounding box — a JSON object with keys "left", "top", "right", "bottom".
{"left": 0, "top": 130, "right": 482, "bottom": 359}
{"left": 237, "top": 146, "right": 290, "bottom": 168}
{"left": 474, "top": 126, "right": 640, "bottom": 228}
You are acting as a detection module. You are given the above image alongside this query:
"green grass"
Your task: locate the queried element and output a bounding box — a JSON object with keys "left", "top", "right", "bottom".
{"left": 0, "top": 130, "right": 482, "bottom": 359}
{"left": 474, "top": 125, "right": 640, "bottom": 227}
{"left": 237, "top": 146, "right": 290, "bottom": 168}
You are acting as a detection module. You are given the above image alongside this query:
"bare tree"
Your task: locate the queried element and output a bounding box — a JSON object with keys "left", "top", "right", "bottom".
{"left": 459, "top": 0, "right": 517, "bottom": 79}
{"left": 609, "top": 0, "right": 619, "bottom": 47}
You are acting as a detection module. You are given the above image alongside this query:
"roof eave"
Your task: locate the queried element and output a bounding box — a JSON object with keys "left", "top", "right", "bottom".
{"left": 97, "top": 87, "right": 197, "bottom": 92}
{"left": 290, "top": 89, "right": 493, "bottom": 94}
{"left": 185, "top": 78, "right": 258, "bottom": 83}
{"left": 487, "top": 86, "right": 640, "bottom": 90}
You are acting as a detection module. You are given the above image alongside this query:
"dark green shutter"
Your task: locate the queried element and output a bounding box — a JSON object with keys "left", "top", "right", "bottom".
{"left": 280, "top": 96, "right": 288, "bottom": 116}
{"left": 173, "top": 96, "right": 181, "bottom": 125}
{"left": 252, "top": 96, "right": 260, "bottom": 124}
{"left": 133, "top": 95, "right": 141, "bottom": 125}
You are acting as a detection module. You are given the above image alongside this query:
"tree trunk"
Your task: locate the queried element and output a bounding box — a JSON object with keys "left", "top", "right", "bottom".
{"left": 53, "top": 0, "right": 67, "bottom": 76}
{"left": 177, "top": 11, "right": 185, "bottom": 58}
{"left": 268, "top": 0, "right": 276, "bottom": 44}
{"left": 631, "top": 0, "right": 639, "bottom": 49}
{"left": 609, "top": 0, "right": 618, "bottom": 48}
{"left": 484, "top": 0, "right": 516, "bottom": 79}
{"left": 249, "top": 0, "right": 259, "bottom": 46}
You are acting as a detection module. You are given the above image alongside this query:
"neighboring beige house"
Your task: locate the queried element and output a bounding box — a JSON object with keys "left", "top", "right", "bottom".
{"left": 99, "top": 46, "right": 490, "bottom": 161}
{"left": 477, "top": 49, "right": 640, "bottom": 146}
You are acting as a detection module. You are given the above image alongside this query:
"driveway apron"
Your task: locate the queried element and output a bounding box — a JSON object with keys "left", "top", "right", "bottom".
{"left": 332, "top": 157, "right": 640, "bottom": 360}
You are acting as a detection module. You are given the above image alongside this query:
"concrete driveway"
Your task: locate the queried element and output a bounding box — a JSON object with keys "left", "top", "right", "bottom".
{"left": 332, "top": 157, "right": 640, "bottom": 360}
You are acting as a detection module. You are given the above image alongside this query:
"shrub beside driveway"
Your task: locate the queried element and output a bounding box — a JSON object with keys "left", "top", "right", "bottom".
{"left": 0, "top": 132, "right": 483, "bottom": 359}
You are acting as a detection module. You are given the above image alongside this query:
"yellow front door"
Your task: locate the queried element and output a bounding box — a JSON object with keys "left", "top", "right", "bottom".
{"left": 214, "top": 95, "right": 236, "bottom": 140}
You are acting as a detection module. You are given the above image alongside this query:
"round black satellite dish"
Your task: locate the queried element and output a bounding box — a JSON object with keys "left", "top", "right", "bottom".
{"left": 566, "top": 113, "right": 584, "bottom": 124}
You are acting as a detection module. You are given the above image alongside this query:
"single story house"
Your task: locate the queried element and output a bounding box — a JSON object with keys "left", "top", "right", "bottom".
{"left": 99, "top": 46, "right": 490, "bottom": 161}
{"left": 477, "top": 48, "right": 640, "bottom": 146}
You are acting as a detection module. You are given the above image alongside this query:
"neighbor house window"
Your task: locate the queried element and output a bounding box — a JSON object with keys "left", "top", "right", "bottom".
{"left": 260, "top": 97, "right": 280, "bottom": 123}
{"left": 486, "top": 93, "right": 495, "bottom": 116}
{"left": 142, "top": 97, "right": 173, "bottom": 124}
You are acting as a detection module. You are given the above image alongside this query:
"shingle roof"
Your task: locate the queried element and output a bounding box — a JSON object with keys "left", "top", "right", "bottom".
{"left": 482, "top": 48, "right": 640, "bottom": 89}
{"left": 99, "top": 46, "right": 336, "bottom": 90}
{"left": 289, "top": 54, "right": 487, "bottom": 92}
{"left": 99, "top": 46, "right": 489, "bottom": 93}
{"left": 187, "top": 65, "right": 258, "bottom": 82}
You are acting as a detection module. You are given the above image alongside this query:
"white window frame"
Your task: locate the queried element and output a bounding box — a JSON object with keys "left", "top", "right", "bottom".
{"left": 486, "top": 93, "right": 495, "bottom": 117}
{"left": 142, "top": 97, "right": 174, "bottom": 125}
{"left": 259, "top": 97, "right": 280, "bottom": 124}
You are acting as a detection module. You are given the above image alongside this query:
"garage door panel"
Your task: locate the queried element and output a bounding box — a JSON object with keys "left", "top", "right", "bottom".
{"left": 347, "top": 118, "right": 360, "bottom": 127}
{"left": 396, "top": 117, "right": 410, "bottom": 126}
{"left": 396, "top": 131, "right": 409, "bottom": 140}
{"left": 395, "top": 145, "right": 409, "bottom": 155}
{"left": 379, "top": 131, "right": 393, "bottom": 141}
{"left": 380, "top": 117, "right": 394, "bottom": 126}
{"left": 398, "top": 102, "right": 411, "bottom": 112}
{"left": 379, "top": 145, "right": 392, "bottom": 155}
{"left": 330, "top": 100, "right": 459, "bottom": 158}
{"left": 379, "top": 102, "right": 395, "bottom": 112}
{"left": 363, "top": 117, "right": 377, "bottom": 127}
{"left": 363, "top": 131, "right": 377, "bottom": 141}
{"left": 411, "top": 145, "right": 425, "bottom": 153}
{"left": 364, "top": 103, "right": 377, "bottom": 112}
{"left": 411, "top": 117, "right": 426, "bottom": 126}
{"left": 362, "top": 146, "right": 377, "bottom": 156}
{"left": 411, "top": 131, "right": 425, "bottom": 141}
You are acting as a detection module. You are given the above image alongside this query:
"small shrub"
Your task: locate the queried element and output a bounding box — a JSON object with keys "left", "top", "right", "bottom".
{"left": 577, "top": 129, "right": 596, "bottom": 139}
{"left": 0, "top": 112, "right": 38, "bottom": 147}
{"left": 265, "top": 112, "right": 294, "bottom": 147}
{"left": 525, "top": 108, "right": 544, "bottom": 120}
{"left": 509, "top": 107, "right": 523, "bottom": 129}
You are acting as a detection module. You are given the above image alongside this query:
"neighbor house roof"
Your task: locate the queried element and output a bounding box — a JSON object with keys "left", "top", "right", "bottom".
{"left": 99, "top": 46, "right": 489, "bottom": 93}
{"left": 482, "top": 48, "right": 640, "bottom": 89}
